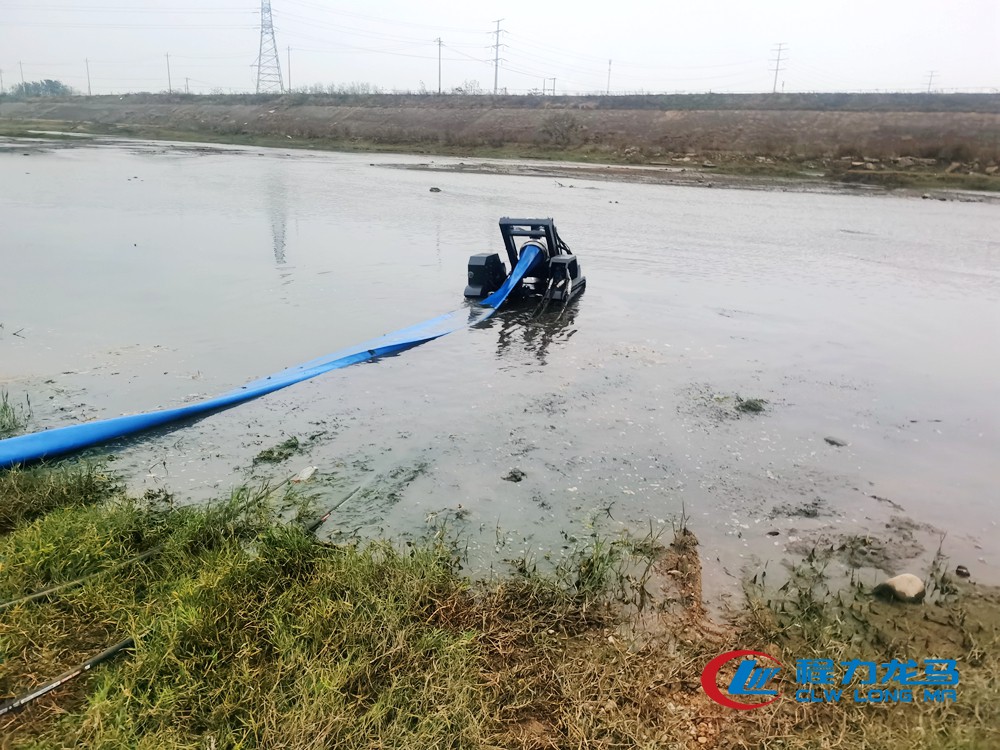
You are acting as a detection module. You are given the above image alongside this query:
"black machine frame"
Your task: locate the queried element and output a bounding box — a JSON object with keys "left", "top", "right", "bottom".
{"left": 497, "top": 218, "right": 569, "bottom": 268}
{"left": 463, "top": 217, "right": 585, "bottom": 304}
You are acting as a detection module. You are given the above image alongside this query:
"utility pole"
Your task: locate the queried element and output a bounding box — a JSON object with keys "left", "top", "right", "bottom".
{"left": 0, "top": 69, "right": 4, "bottom": 95}
{"left": 256, "top": 1, "right": 284, "bottom": 93}
{"left": 166, "top": 53, "right": 172, "bottom": 94}
{"left": 607, "top": 59, "right": 612, "bottom": 95}
{"left": 541, "top": 78, "right": 546, "bottom": 95}
{"left": 85, "top": 58, "right": 91, "bottom": 96}
{"left": 185, "top": 77, "right": 190, "bottom": 94}
{"left": 548, "top": 77, "right": 556, "bottom": 95}
{"left": 770, "top": 42, "right": 786, "bottom": 94}
{"left": 19, "top": 61, "right": 25, "bottom": 88}
{"left": 926, "top": 70, "right": 937, "bottom": 93}
{"left": 435, "top": 37, "right": 442, "bottom": 94}
{"left": 492, "top": 19, "right": 504, "bottom": 95}
{"left": 287, "top": 46, "right": 292, "bottom": 90}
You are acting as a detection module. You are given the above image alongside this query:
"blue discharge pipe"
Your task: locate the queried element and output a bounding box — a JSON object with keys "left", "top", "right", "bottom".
{"left": 0, "top": 246, "right": 542, "bottom": 469}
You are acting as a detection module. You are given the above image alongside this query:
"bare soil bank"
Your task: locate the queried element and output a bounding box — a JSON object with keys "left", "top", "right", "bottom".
{"left": 2, "top": 93, "right": 999, "bottom": 188}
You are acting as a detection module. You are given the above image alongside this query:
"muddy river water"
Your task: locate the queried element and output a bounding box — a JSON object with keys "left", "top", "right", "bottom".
{"left": 2, "top": 139, "right": 998, "bottom": 596}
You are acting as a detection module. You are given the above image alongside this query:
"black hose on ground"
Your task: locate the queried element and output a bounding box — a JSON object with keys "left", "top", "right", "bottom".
{"left": 0, "top": 637, "right": 135, "bottom": 718}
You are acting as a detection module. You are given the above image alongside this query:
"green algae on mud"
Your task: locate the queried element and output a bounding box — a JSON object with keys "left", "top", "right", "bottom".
{"left": 252, "top": 436, "right": 303, "bottom": 465}
{"left": 1, "top": 463, "right": 999, "bottom": 749}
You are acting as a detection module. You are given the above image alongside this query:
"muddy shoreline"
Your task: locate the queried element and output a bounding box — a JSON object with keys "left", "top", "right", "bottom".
{"left": 2, "top": 134, "right": 997, "bottom": 600}
{"left": 380, "top": 157, "right": 1000, "bottom": 202}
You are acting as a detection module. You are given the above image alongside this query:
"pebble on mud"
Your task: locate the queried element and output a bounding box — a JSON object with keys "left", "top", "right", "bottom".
{"left": 429, "top": 186, "right": 442, "bottom": 192}
{"left": 502, "top": 468, "right": 526, "bottom": 483}
{"left": 824, "top": 436, "right": 848, "bottom": 447}
{"left": 956, "top": 565, "right": 971, "bottom": 578}
{"left": 873, "top": 573, "right": 925, "bottom": 603}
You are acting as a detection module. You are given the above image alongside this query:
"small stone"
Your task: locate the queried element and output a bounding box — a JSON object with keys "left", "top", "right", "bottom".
{"left": 873, "top": 573, "right": 925, "bottom": 603}
{"left": 766, "top": 530, "right": 780, "bottom": 536}
{"left": 502, "top": 468, "right": 526, "bottom": 483}
{"left": 429, "top": 186, "right": 442, "bottom": 192}
{"left": 824, "top": 436, "right": 848, "bottom": 447}
{"left": 956, "top": 565, "right": 970, "bottom": 578}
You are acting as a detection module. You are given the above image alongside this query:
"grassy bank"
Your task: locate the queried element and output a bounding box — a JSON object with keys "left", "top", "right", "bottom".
{"left": 1, "top": 463, "right": 998, "bottom": 748}
{"left": 2, "top": 117, "right": 997, "bottom": 194}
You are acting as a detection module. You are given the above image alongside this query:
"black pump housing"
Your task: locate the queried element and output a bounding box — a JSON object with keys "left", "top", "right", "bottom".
{"left": 463, "top": 218, "right": 586, "bottom": 304}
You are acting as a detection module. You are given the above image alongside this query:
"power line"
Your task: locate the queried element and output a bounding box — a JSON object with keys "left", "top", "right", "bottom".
{"left": 926, "top": 70, "right": 937, "bottom": 93}
{"left": 770, "top": 42, "right": 786, "bottom": 94}
{"left": 281, "top": 0, "right": 484, "bottom": 35}
{"left": 2, "top": 5, "right": 256, "bottom": 11}
{"left": 6, "top": 21, "right": 255, "bottom": 29}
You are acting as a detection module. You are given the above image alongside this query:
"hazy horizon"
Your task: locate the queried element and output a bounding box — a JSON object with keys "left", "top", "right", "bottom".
{"left": 1, "top": 0, "right": 997, "bottom": 96}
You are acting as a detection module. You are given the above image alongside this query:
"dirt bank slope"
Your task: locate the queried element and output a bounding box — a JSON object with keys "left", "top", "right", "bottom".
{"left": 2, "top": 94, "right": 998, "bottom": 166}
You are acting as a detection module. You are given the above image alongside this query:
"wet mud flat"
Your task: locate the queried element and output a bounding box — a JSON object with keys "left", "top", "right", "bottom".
{"left": 1, "top": 137, "right": 998, "bottom": 596}
{"left": 383, "top": 157, "right": 1000, "bottom": 203}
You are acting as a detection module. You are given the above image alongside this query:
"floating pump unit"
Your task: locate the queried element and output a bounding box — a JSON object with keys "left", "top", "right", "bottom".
{"left": 464, "top": 218, "right": 586, "bottom": 304}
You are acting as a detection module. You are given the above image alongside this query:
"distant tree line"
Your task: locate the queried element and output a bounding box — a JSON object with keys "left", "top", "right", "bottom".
{"left": 5, "top": 79, "right": 75, "bottom": 97}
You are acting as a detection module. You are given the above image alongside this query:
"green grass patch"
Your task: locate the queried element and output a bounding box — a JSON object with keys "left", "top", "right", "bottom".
{"left": 0, "top": 462, "right": 121, "bottom": 534}
{"left": 2, "top": 464, "right": 999, "bottom": 748}
{"left": 0, "top": 390, "right": 32, "bottom": 438}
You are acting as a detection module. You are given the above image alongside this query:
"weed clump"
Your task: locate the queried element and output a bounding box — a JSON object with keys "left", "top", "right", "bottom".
{"left": 0, "top": 462, "right": 121, "bottom": 534}
{"left": 735, "top": 396, "right": 767, "bottom": 414}
{"left": 253, "top": 436, "right": 301, "bottom": 464}
{"left": 0, "top": 390, "right": 32, "bottom": 437}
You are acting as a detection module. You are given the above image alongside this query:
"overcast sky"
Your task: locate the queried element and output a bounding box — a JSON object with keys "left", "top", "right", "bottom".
{"left": 1, "top": 0, "right": 997, "bottom": 95}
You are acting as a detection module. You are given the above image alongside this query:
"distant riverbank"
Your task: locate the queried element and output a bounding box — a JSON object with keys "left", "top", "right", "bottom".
{"left": 2, "top": 91, "right": 998, "bottom": 192}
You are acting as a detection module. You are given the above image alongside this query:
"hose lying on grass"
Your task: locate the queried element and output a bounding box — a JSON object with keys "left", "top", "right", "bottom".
{"left": 0, "top": 638, "right": 135, "bottom": 719}
{"left": 0, "top": 467, "right": 375, "bottom": 717}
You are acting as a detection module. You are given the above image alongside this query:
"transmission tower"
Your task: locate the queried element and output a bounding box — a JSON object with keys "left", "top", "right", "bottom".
{"left": 492, "top": 19, "right": 505, "bottom": 95}
{"left": 256, "top": 0, "right": 284, "bottom": 94}
{"left": 770, "top": 42, "right": 787, "bottom": 94}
